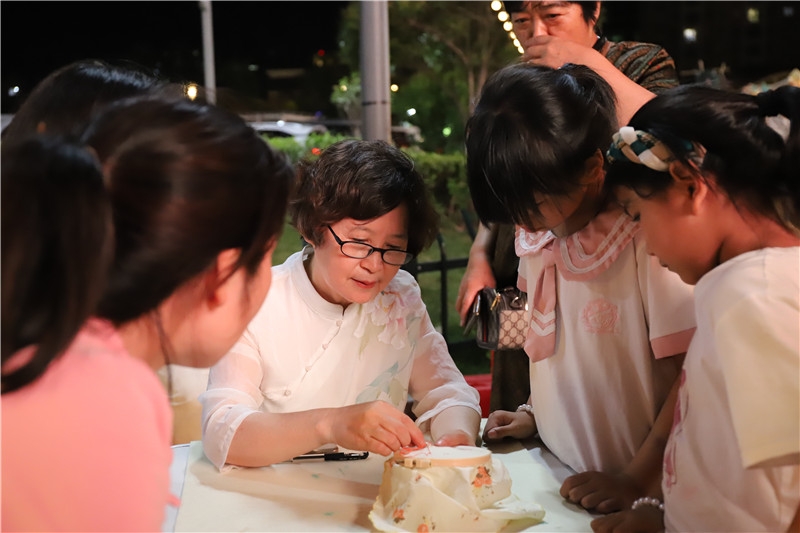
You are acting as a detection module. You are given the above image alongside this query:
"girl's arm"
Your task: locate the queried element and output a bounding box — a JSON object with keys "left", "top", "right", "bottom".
{"left": 622, "top": 360, "right": 683, "bottom": 494}
{"left": 561, "top": 359, "right": 683, "bottom": 512}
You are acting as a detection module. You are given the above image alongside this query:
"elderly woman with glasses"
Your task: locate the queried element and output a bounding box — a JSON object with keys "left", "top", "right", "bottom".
{"left": 200, "top": 139, "right": 482, "bottom": 470}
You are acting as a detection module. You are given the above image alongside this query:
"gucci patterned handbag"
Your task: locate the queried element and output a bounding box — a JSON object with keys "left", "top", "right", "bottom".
{"left": 465, "top": 287, "right": 529, "bottom": 351}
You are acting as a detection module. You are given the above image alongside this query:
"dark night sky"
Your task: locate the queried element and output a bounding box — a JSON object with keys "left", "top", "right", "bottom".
{"left": 3, "top": 1, "right": 799, "bottom": 114}
{"left": 1, "top": 1, "right": 350, "bottom": 112}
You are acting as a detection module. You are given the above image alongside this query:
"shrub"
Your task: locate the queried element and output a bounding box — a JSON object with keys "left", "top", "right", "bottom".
{"left": 262, "top": 136, "right": 305, "bottom": 164}
{"left": 402, "top": 148, "right": 472, "bottom": 225}
{"left": 269, "top": 139, "right": 474, "bottom": 226}
{"left": 305, "top": 131, "right": 354, "bottom": 155}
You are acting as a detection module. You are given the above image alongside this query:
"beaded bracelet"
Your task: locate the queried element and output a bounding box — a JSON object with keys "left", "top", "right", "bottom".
{"left": 515, "top": 404, "right": 539, "bottom": 439}
{"left": 516, "top": 404, "right": 534, "bottom": 416}
{"left": 631, "top": 496, "right": 664, "bottom": 512}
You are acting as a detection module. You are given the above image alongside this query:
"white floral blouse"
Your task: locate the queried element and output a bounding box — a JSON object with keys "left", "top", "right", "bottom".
{"left": 200, "top": 248, "right": 481, "bottom": 469}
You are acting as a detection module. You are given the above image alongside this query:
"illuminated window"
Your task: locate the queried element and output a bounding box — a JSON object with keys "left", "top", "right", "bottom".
{"left": 747, "top": 7, "right": 759, "bottom": 23}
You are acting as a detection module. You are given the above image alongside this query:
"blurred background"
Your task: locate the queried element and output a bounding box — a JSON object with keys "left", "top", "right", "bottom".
{"left": 3, "top": 1, "right": 799, "bottom": 373}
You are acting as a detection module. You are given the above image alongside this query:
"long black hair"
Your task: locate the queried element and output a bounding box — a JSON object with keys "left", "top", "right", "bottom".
{"left": 2, "top": 97, "right": 294, "bottom": 394}
{"left": 2, "top": 59, "right": 170, "bottom": 141}
{"left": 1, "top": 137, "right": 113, "bottom": 393}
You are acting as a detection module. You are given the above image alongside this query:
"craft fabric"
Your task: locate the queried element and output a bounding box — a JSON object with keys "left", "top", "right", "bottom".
{"left": 370, "top": 445, "right": 544, "bottom": 532}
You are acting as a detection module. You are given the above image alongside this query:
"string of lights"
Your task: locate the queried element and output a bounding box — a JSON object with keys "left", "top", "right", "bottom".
{"left": 490, "top": 0, "right": 525, "bottom": 55}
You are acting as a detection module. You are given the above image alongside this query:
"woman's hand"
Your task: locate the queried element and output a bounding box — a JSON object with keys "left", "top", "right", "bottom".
{"left": 561, "top": 471, "right": 642, "bottom": 513}
{"left": 327, "top": 401, "right": 426, "bottom": 456}
{"left": 456, "top": 254, "right": 495, "bottom": 326}
{"left": 482, "top": 409, "right": 536, "bottom": 442}
{"left": 456, "top": 224, "right": 497, "bottom": 325}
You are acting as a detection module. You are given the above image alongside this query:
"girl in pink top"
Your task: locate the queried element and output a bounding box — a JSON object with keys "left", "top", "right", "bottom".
{"left": 466, "top": 63, "right": 696, "bottom": 513}
{"left": 1, "top": 88, "right": 292, "bottom": 529}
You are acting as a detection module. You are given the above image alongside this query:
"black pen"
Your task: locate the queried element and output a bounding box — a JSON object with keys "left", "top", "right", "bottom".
{"left": 290, "top": 451, "right": 369, "bottom": 463}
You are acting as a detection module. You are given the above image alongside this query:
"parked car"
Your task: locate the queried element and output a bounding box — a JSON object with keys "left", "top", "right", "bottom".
{"left": 248, "top": 120, "right": 327, "bottom": 146}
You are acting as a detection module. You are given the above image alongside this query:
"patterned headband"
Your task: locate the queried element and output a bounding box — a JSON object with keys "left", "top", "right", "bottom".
{"left": 606, "top": 126, "right": 675, "bottom": 172}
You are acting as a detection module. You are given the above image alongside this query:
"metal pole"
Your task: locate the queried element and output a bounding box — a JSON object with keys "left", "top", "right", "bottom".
{"left": 199, "top": 0, "right": 217, "bottom": 105}
{"left": 359, "top": 1, "right": 391, "bottom": 142}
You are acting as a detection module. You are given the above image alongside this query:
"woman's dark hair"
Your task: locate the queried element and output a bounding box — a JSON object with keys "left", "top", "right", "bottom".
{"left": 2, "top": 59, "right": 172, "bottom": 141}
{"left": 1, "top": 137, "right": 113, "bottom": 394}
{"left": 291, "top": 139, "right": 438, "bottom": 256}
{"left": 1, "top": 97, "right": 294, "bottom": 393}
{"left": 466, "top": 63, "right": 617, "bottom": 228}
{"left": 87, "top": 96, "right": 294, "bottom": 323}
{"left": 503, "top": 1, "right": 599, "bottom": 25}
{"left": 605, "top": 84, "right": 800, "bottom": 234}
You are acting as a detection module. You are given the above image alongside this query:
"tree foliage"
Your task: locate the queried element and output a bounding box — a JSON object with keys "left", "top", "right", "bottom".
{"left": 335, "top": 1, "right": 519, "bottom": 152}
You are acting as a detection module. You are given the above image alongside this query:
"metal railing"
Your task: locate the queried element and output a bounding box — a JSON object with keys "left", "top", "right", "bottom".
{"left": 403, "top": 210, "right": 476, "bottom": 349}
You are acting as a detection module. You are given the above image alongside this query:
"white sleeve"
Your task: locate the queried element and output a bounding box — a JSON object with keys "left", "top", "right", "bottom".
{"left": 407, "top": 309, "right": 482, "bottom": 433}
{"left": 199, "top": 328, "right": 265, "bottom": 471}
{"left": 717, "top": 293, "right": 800, "bottom": 469}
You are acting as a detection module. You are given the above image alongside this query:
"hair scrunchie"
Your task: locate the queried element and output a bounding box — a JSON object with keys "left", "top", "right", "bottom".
{"left": 606, "top": 126, "right": 674, "bottom": 171}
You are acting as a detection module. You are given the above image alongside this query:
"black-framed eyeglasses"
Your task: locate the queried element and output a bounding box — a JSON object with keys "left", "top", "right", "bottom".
{"left": 327, "top": 226, "right": 414, "bottom": 266}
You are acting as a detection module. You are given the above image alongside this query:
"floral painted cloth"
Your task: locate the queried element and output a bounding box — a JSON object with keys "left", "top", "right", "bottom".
{"left": 370, "top": 445, "right": 544, "bottom": 532}
{"left": 514, "top": 206, "right": 696, "bottom": 473}
{"left": 200, "top": 248, "right": 480, "bottom": 470}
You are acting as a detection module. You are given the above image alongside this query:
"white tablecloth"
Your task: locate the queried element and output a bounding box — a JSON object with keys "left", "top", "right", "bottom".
{"left": 163, "top": 436, "right": 594, "bottom": 532}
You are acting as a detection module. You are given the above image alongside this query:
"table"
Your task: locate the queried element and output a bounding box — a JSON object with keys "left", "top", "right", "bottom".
{"left": 163, "top": 436, "right": 595, "bottom": 532}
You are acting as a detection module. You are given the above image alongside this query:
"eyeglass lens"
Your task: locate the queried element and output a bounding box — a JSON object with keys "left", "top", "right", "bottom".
{"left": 340, "top": 242, "right": 412, "bottom": 266}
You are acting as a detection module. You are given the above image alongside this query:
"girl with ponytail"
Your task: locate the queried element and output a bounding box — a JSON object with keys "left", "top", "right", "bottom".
{"left": 595, "top": 85, "right": 800, "bottom": 533}
{"left": 1, "top": 96, "right": 293, "bottom": 531}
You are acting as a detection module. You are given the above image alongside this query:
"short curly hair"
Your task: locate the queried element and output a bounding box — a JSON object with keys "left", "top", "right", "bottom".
{"left": 290, "top": 139, "right": 439, "bottom": 256}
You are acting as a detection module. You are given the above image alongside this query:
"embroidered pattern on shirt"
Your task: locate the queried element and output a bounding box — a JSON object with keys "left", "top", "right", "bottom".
{"left": 356, "top": 361, "right": 409, "bottom": 408}
{"left": 580, "top": 298, "right": 620, "bottom": 334}
{"left": 355, "top": 275, "right": 424, "bottom": 350}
